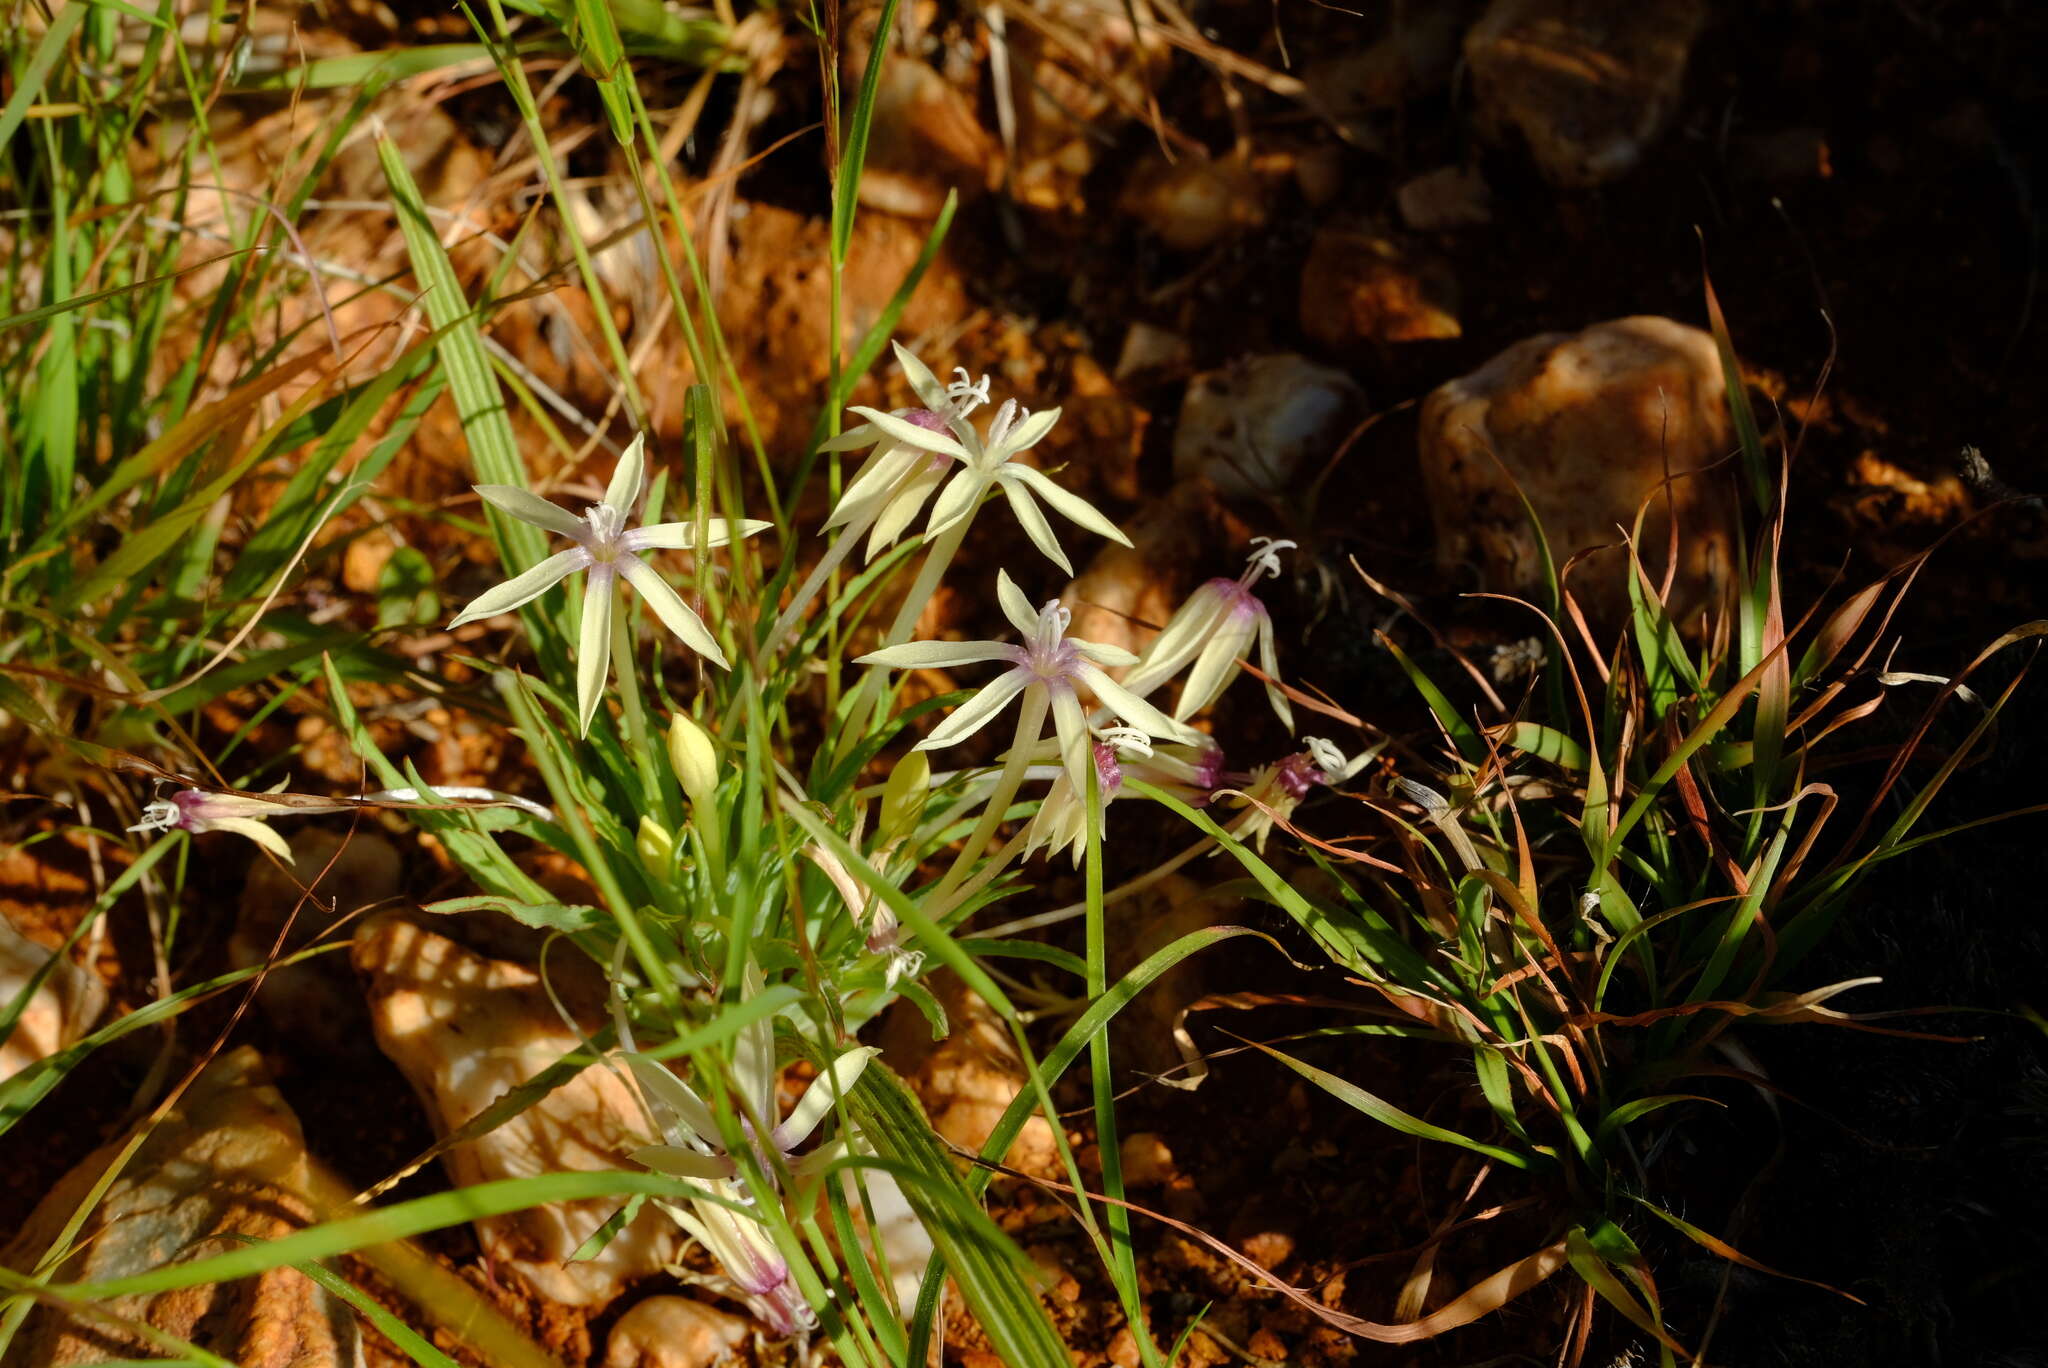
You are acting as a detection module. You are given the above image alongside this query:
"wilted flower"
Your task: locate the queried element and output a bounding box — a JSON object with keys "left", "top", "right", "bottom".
{"left": 1121, "top": 537, "right": 1295, "bottom": 729}
{"left": 1230, "top": 738, "right": 1358, "bottom": 853}
{"left": 128, "top": 786, "right": 305, "bottom": 860}
{"left": 856, "top": 571, "right": 1199, "bottom": 797}
{"left": 449, "top": 434, "right": 770, "bottom": 734}
{"left": 1020, "top": 736, "right": 1125, "bottom": 867}
{"left": 656, "top": 1177, "right": 815, "bottom": 1336}
{"left": 838, "top": 363, "right": 1127, "bottom": 575}
{"left": 801, "top": 840, "right": 924, "bottom": 986}
{"left": 1018, "top": 729, "right": 1226, "bottom": 866}
{"left": 623, "top": 1009, "right": 875, "bottom": 1336}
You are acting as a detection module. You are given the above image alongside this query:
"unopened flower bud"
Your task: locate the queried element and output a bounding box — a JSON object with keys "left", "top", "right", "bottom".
{"left": 636, "top": 815, "right": 675, "bottom": 876}
{"left": 879, "top": 751, "right": 931, "bottom": 840}
{"left": 667, "top": 712, "right": 720, "bottom": 808}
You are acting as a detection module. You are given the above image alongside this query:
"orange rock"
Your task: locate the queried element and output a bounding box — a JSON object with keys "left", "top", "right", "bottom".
{"left": 353, "top": 917, "right": 677, "bottom": 1305}
{"left": 0, "top": 1048, "right": 364, "bottom": 1367}
{"left": 1299, "top": 226, "right": 1462, "bottom": 346}
{"left": 1467, "top": 0, "right": 1707, "bottom": 186}
{"left": 1418, "top": 316, "right": 1738, "bottom": 623}
{"left": 878, "top": 970, "right": 1059, "bottom": 1176}
{"left": 602, "top": 1296, "right": 749, "bottom": 1367}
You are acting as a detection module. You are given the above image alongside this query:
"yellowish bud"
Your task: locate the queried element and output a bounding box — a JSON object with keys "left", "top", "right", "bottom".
{"left": 667, "top": 712, "right": 720, "bottom": 807}
{"left": 879, "top": 750, "right": 930, "bottom": 840}
{"left": 636, "top": 815, "right": 675, "bottom": 876}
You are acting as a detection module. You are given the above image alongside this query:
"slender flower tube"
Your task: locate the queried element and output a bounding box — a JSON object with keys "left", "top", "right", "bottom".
{"left": 657, "top": 1179, "right": 816, "bottom": 1337}
{"left": 448, "top": 433, "right": 770, "bottom": 734}
{"left": 1121, "top": 537, "right": 1297, "bottom": 729}
{"left": 125, "top": 782, "right": 556, "bottom": 862}
{"left": 127, "top": 786, "right": 303, "bottom": 860}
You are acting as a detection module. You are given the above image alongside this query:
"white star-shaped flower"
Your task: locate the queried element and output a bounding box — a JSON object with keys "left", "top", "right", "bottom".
{"left": 448, "top": 434, "right": 769, "bottom": 734}
{"left": 836, "top": 352, "right": 1129, "bottom": 575}
{"left": 857, "top": 570, "right": 1201, "bottom": 797}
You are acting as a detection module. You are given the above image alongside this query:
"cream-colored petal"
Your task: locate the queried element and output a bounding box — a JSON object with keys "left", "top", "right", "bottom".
{"left": 1002, "top": 464, "right": 1130, "bottom": 545}
{"left": 576, "top": 567, "right": 616, "bottom": 736}
{"left": 1048, "top": 688, "right": 1092, "bottom": 798}
{"left": 771, "top": 1047, "right": 879, "bottom": 1152}
{"left": 475, "top": 485, "right": 586, "bottom": 538}
{"left": 816, "top": 420, "right": 885, "bottom": 454}
{"left": 921, "top": 469, "right": 983, "bottom": 541}
{"left": 632, "top": 1145, "right": 733, "bottom": 1180}
{"left": 995, "top": 569, "right": 1040, "bottom": 639}
{"left": 1120, "top": 589, "right": 1227, "bottom": 697}
{"left": 1076, "top": 662, "right": 1202, "bottom": 744}
{"left": 998, "top": 481, "right": 1073, "bottom": 576}
{"left": 827, "top": 444, "right": 921, "bottom": 528}
{"left": 617, "top": 557, "right": 728, "bottom": 667}
{"left": 853, "top": 640, "right": 1015, "bottom": 670}
{"left": 448, "top": 547, "right": 587, "bottom": 627}
{"left": 1177, "top": 623, "right": 1253, "bottom": 720}
{"left": 626, "top": 1054, "right": 723, "bottom": 1147}
{"left": 892, "top": 341, "right": 949, "bottom": 411}
{"left": 996, "top": 405, "right": 1062, "bottom": 457}
{"left": 1257, "top": 610, "right": 1294, "bottom": 731}
{"left": 919, "top": 670, "right": 1030, "bottom": 750}
{"left": 603, "top": 432, "right": 648, "bottom": 515}
{"left": 864, "top": 463, "right": 948, "bottom": 560}
{"left": 847, "top": 407, "right": 970, "bottom": 461}
{"left": 211, "top": 817, "right": 292, "bottom": 862}
{"left": 1073, "top": 638, "right": 1139, "bottom": 668}
{"left": 624, "top": 519, "right": 774, "bottom": 552}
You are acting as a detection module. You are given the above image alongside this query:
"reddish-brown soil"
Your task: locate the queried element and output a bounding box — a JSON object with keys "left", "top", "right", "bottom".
{"left": 5, "top": 2, "right": 2046, "bottom": 1365}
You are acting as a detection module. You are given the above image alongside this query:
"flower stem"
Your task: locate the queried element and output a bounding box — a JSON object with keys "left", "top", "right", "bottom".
{"left": 929, "top": 688, "right": 1047, "bottom": 905}
{"left": 838, "top": 513, "right": 974, "bottom": 757}
{"left": 761, "top": 506, "right": 875, "bottom": 656}
{"left": 611, "top": 606, "right": 664, "bottom": 817}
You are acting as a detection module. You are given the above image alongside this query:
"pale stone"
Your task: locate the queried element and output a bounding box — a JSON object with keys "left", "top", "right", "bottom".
{"left": 1114, "top": 323, "right": 1192, "bottom": 382}
{"left": 1061, "top": 481, "right": 1225, "bottom": 673}
{"left": 352, "top": 916, "right": 677, "bottom": 1305}
{"left": 1, "top": 909, "right": 104, "bottom": 1081}
{"left": 1172, "top": 354, "right": 1363, "bottom": 499}
{"left": 1466, "top": 0, "right": 1708, "bottom": 186}
{"left": 1117, "top": 1132, "right": 1178, "bottom": 1189}
{"left": 602, "top": 1295, "right": 750, "bottom": 1368}
{"left": 1117, "top": 153, "right": 1269, "bottom": 253}
{"left": 1299, "top": 227, "right": 1461, "bottom": 346}
{"left": 1302, "top": 3, "right": 1466, "bottom": 125}
{"left": 0, "top": 1046, "right": 364, "bottom": 1367}
{"left": 877, "top": 971, "right": 1057, "bottom": 1176}
{"left": 1397, "top": 164, "right": 1495, "bottom": 231}
{"left": 1417, "top": 315, "right": 1737, "bottom": 621}
{"left": 1111, "top": 875, "right": 1242, "bottom": 1077}
{"left": 232, "top": 828, "right": 400, "bottom": 1057}
{"left": 850, "top": 38, "right": 999, "bottom": 219}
